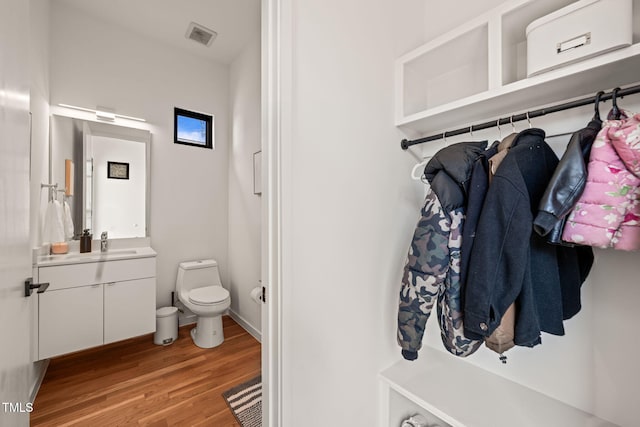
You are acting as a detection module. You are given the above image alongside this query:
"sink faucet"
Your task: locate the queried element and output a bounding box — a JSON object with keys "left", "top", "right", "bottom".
{"left": 101, "top": 231, "right": 108, "bottom": 252}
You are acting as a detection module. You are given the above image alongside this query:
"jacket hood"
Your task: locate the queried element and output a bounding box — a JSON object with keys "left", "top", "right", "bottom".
{"left": 424, "top": 141, "right": 488, "bottom": 193}
{"left": 608, "top": 113, "right": 640, "bottom": 178}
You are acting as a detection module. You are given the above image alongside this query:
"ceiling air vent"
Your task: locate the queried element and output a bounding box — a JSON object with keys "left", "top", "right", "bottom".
{"left": 185, "top": 22, "right": 217, "bottom": 47}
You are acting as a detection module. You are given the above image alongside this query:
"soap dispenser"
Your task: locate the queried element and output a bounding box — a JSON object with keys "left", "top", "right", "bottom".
{"left": 80, "top": 229, "right": 92, "bottom": 253}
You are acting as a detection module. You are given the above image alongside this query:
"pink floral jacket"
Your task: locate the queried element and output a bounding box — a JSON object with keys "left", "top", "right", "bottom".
{"left": 562, "top": 112, "right": 640, "bottom": 251}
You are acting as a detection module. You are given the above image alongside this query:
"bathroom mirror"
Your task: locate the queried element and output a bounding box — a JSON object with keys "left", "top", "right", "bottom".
{"left": 50, "top": 115, "right": 151, "bottom": 239}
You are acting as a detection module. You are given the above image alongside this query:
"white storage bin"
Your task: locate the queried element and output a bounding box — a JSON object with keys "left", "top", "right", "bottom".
{"left": 154, "top": 306, "right": 178, "bottom": 345}
{"left": 526, "top": 0, "right": 632, "bottom": 77}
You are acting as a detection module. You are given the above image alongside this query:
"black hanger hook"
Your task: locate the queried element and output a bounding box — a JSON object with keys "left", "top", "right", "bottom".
{"left": 611, "top": 87, "right": 621, "bottom": 120}
{"left": 593, "top": 90, "right": 605, "bottom": 121}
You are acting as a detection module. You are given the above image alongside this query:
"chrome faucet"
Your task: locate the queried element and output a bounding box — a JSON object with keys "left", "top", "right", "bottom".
{"left": 100, "top": 231, "right": 108, "bottom": 252}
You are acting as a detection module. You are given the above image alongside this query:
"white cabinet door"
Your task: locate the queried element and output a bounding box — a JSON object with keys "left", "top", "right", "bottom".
{"left": 39, "top": 285, "right": 103, "bottom": 359}
{"left": 103, "top": 278, "right": 156, "bottom": 344}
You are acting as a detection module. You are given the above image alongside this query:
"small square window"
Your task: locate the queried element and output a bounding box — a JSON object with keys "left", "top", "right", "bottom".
{"left": 174, "top": 107, "right": 213, "bottom": 149}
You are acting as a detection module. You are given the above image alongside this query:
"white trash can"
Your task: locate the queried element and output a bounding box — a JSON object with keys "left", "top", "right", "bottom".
{"left": 154, "top": 306, "right": 178, "bottom": 345}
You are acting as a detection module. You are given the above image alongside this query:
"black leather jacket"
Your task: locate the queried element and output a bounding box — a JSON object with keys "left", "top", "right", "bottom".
{"left": 533, "top": 119, "right": 602, "bottom": 244}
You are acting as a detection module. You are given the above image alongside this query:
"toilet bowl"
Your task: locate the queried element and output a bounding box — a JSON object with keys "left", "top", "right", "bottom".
{"left": 176, "top": 259, "right": 231, "bottom": 348}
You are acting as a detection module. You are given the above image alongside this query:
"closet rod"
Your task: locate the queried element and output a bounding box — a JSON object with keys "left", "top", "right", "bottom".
{"left": 400, "top": 83, "right": 640, "bottom": 150}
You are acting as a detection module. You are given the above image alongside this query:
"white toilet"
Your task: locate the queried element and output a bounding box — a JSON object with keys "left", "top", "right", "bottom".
{"left": 176, "top": 259, "right": 231, "bottom": 348}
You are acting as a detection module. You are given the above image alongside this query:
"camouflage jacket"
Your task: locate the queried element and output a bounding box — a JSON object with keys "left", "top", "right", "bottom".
{"left": 397, "top": 141, "right": 486, "bottom": 361}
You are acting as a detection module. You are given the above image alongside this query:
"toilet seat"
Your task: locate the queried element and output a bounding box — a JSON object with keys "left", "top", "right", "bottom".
{"left": 188, "top": 286, "right": 230, "bottom": 306}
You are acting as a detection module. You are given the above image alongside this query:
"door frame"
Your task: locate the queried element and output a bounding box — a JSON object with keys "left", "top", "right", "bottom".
{"left": 261, "top": 0, "right": 292, "bottom": 425}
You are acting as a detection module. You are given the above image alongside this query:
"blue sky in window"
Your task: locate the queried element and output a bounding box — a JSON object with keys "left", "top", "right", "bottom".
{"left": 177, "top": 115, "right": 207, "bottom": 144}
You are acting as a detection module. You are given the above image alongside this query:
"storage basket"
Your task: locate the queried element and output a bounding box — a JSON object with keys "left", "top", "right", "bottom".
{"left": 526, "top": 0, "right": 632, "bottom": 77}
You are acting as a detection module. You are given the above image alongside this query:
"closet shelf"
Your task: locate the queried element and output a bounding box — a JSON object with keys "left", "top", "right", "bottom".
{"left": 397, "top": 43, "right": 640, "bottom": 135}
{"left": 395, "top": 0, "right": 640, "bottom": 137}
{"left": 379, "top": 347, "right": 618, "bottom": 427}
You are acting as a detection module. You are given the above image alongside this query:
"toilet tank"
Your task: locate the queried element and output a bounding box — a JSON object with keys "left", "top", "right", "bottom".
{"left": 177, "top": 259, "right": 222, "bottom": 291}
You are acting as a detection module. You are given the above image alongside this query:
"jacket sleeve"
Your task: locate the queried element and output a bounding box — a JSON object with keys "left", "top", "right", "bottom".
{"left": 463, "top": 177, "right": 531, "bottom": 340}
{"left": 438, "top": 207, "right": 483, "bottom": 357}
{"left": 534, "top": 124, "right": 599, "bottom": 237}
{"left": 397, "top": 189, "right": 450, "bottom": 361}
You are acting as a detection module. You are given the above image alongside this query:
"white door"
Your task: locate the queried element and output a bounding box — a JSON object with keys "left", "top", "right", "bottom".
{"left": 0, "top": 0, "right": 35, "bottom": 425}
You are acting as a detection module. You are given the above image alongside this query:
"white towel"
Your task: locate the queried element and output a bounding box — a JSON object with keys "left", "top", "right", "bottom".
{"left": 42, "top": 200, "right": 65, "bottom": 244}
{"left": 63, "top": 201, "right": 74, "bottom": 240}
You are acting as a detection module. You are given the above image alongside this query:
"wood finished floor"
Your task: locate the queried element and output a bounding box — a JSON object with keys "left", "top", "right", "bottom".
{"left": 31, "top": 316, "right": 261, "bottom": 426}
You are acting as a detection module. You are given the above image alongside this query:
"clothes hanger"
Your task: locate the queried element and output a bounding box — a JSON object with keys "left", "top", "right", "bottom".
{"left": 489, "top": 116, "right": 519, "bottom": 176}
{"left": 546, "top": 92, "right": 606, "bottom": 140}
{"left": 593, "top": 90, "right": 605, "bottom": 121}
{"left": 498, "top": 115, "right": 518, "bottom": 148}
{"left": 411, "top": 156, "right": 433, "bottom": 182}
{"left": 611, "top": 87, "right": 622, "bottom": 120}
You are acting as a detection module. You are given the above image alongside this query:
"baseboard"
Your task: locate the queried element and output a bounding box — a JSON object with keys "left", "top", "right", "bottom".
{"left": 228, "top": 309, "right": 262, "bottom": 343}
{"left": 29, "top": 359, "right": 50, "bottom": 403}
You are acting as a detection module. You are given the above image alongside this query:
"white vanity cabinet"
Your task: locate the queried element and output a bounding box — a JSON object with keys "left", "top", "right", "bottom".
{"left": 39, "top": 284, "right": 104, "bottom": 359}
{"left": 103, "top": 277, "right": 156, "bottom": 344}
{"left": 36, "top": 252, "right": 156, "bottom": 360}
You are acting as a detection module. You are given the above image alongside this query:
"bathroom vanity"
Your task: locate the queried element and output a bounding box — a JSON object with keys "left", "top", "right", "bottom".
{"left": 37, "top": 115, "right": 156, "bottom": 360}
{"left": 33, "top": 245, "right": 157, "bottom": 360}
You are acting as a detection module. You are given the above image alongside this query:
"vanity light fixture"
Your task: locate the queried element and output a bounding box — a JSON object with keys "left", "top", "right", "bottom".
{"left": 58, "top": 103, "right": 146, "bottom": 122}
{"left": 95, "top": 106, "right": 115, "bottom": 122}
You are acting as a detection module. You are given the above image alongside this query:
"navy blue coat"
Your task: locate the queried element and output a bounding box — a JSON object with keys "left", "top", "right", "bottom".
{"left": 463, "top": 129, "right": 592, "bottom": 346}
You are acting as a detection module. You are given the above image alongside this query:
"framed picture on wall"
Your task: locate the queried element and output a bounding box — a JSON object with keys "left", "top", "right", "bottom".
{"left": 107, "top": 161, "right": 129, "bottom": 180}
{"left": 174, "top": 107, "right": 213, "bottom": 149}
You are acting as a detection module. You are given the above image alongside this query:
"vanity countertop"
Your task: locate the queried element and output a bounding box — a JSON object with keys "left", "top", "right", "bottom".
{"left": 37, "top": 246, "right": 157, "bottom": 267}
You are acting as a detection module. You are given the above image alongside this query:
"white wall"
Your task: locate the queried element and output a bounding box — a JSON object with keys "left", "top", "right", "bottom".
{"left": 49, "top": 2, "right": 230, "bottom": 306}
{"left": 279, "top": 0, "right": 639, "bottom": 426}
{"left": 422, "top": 0, "right": 505, "bottom": 42}
{"left": 278, "top": 0, "right": 425, "bottom": 425}
{"left": 229, "top": 33, "right": 262, "bottom": 338}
